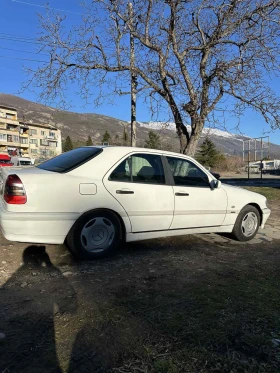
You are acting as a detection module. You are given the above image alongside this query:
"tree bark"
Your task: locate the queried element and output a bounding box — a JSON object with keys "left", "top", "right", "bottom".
{"left": 185, "top": 117, "right": 205, "bottom": 156}
{"left": 167, "top": 93, "right": 190, "bottom": 154}
{"left": 130, "top": 72, "right": 137, "bottom": 147}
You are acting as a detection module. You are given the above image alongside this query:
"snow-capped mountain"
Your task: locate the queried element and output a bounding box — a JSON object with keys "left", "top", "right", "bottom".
{"left": 137, "top": 121, "right": 279, "bottom": 156}
{"left": 0, "top": 94, "right": 279, "bottom": 157}
{"left": 138, "top": 121, "right": 242, "bottom": 140}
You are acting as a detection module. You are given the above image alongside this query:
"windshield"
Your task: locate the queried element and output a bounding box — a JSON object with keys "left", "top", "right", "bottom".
{"left": 37, "top": 147, "right": 103, "bottom": 173}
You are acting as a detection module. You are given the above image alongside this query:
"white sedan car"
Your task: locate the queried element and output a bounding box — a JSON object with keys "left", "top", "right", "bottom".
{"left": 0, "top": 146, "right": 271, "bottom": 259}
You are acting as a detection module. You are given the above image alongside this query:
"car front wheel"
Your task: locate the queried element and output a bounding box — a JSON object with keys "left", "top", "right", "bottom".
{"left": 66, "top": 209, "right": 122, "bottom": 260}
{"left": 231, "top": 205, "right": 260, "bottom": 242}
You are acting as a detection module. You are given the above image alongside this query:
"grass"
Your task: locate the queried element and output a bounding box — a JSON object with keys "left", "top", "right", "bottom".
{"left": 244, "top": 186, "right": 280, "bottom": 201}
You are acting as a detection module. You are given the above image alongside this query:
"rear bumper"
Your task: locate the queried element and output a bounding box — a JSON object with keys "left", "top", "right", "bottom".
{"left": 261, "top": 207, "right": 271, "bottom": 228}
{"left": 0, "top": 201, "right": 78, "bottom": 244}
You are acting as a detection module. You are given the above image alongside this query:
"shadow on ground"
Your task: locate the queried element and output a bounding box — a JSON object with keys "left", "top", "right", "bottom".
{"left": 1, "top": 236, "right": 280, "bottom": 372}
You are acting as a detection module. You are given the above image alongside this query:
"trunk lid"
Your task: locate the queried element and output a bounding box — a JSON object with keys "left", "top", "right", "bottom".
{"left": 0, "top": 167, "right": 60, "bottom": 209}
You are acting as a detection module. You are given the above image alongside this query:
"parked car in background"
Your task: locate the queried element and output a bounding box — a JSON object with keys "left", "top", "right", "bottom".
{"left": 10, "top": 156, "right": 33, "bottom": 167}
{"left": 0, "top": 154, "right": 13, "bottom": 167}
{"left": 0, "top": 146, "right": 270, "bottom": 260}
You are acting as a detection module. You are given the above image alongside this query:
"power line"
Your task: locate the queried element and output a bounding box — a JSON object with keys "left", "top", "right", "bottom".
{"left": 0, "top": 32, "right": 36, "bottom": 41}
{"left": 0, "top": 32, "right": 119, "bottom": 52}
{"left": 0, "top": 34, "right": 75, "bottom": 48}
{"left": 0, "top": 55, "right": 46, "bottom": 63}
{"left": 0, "top": 36, "right": 42, "bottom": 45}
{"left": 11, "top": 0, "right": 83, "bottom": 15}
{"left": 0, "top": 46, "right": 48, "bottom": 56}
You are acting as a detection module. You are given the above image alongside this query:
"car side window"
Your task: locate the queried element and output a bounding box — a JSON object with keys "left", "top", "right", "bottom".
{"left": 109, "top": 157, "right": 131, "bottom": 182}
{"left": 109, "top": 153, "right": 165, "bottom": 184}
{"left": 166, "top": 156, "right": 209, "bottom": 187}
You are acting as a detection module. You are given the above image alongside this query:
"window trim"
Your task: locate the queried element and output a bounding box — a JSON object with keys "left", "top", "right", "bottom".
{"left": 163, "top": 155, "right": 211, "bottom": 188}
{"left": 108, "top": 152, "right": 168, "bottom": 186}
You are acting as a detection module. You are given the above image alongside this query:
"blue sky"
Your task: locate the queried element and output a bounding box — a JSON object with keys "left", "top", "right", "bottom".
{"left": 1, "top": 0, "right": 280, "bottom": 145}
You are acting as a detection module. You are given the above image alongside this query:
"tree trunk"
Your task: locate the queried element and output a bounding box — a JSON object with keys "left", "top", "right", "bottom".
{"left": 168, "top": 97, "right": 190, "bottom": 154}
{"left": 185, "top": 135, "right": 199, "bottom": 156}
{"left": 130, "top": 74, "right": 137, "bottom": 147}
{"left": 184, "top": 117, "right": 205, "bottom": 156}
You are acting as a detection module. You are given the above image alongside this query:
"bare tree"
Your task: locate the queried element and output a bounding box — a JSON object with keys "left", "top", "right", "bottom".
{"left": 27, "top": 0, "right": 280, "bottom": 155}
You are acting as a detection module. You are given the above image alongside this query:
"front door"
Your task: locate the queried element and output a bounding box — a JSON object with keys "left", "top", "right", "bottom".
{"left": 103, "top": 152, "right": 174, "bottom": 232}
{"left": 165, "top": 156, "right": 227, "bottom": 229}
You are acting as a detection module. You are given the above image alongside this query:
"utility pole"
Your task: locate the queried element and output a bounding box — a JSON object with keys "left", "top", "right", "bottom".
{"left": 247, "top": 140, "right": 250, "bottom": 180}
{"left": 128, "top": 2, "right": 137, "bottom": 147}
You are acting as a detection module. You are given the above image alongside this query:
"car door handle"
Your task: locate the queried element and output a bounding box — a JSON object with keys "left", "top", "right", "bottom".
{"left": 116, "top": 190, "right": 134, "bottom": 194}
{"left": 175, "top": 192, "right": 189, "bottom": 196}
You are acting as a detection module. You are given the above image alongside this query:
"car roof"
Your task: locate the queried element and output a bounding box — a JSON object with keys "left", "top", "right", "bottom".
{"left": 0, "top": 154, "right": 11, "bottom": 160}
{"left": 82, "top": 145, "right": 194, "bottom": 160}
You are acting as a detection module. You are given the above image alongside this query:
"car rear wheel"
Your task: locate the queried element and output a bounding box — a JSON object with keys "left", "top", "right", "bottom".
{"left": 67, "top": 209, "right": 122, "bottom": 259}
{"left": 231, "top": 205, "right": 260, "bottom": 242}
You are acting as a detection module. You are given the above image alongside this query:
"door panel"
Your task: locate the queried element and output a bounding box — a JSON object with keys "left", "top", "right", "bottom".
{"left": 171, "top": 185, "right": 227, "bottom": 228}
{"left": 103, "top": 153, "right": 174, "bottom": 232}
{"left": 165, "top": 156, "right": 227, "bottom": 229}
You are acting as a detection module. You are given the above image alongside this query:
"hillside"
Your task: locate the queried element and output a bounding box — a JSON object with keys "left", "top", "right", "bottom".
{"left": 0, "top": 93, "right": 279, "bottom": 157}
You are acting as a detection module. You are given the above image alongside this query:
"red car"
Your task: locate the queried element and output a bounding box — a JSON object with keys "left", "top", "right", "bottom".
{"left": 0, "top": 154, "right": 13, "bottom": 167}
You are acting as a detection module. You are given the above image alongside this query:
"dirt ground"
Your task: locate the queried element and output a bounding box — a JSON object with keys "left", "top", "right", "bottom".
{"left": 1, "top": 193, "right": 280, "bottom": 373}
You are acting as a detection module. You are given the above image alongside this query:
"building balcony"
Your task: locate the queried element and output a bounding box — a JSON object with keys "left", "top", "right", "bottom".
{"left": 46, "top": 135, "right": 58, "bottom": 141}
{"left": 19, "top": 143, "right": 29, "bottom": 148}
{"left": 6, "top": 141, "right": 19, "bottom": 147}
{"left": 6, "top": 126, "right": 19, "bottom": 132}
{"left": 20, "top": 123, "right": 29, "bottom": 129}
{"left": 40, "top": 141, "right": 49, "bottom": 146}
{"left": 0, "top": 118, "right": 19, "bottom": 125}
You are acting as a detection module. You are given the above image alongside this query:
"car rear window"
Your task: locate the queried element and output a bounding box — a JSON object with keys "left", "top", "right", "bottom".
{"left": 37, "top": 147, "right": 103, "bottom": 173}
{"left": 0, "top": 159, "right": 11, "bottom": 164}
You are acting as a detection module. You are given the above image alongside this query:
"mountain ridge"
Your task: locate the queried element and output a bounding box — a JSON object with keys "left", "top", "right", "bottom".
{"left": 0, "top": 93, "right": 279, "bottom": 157}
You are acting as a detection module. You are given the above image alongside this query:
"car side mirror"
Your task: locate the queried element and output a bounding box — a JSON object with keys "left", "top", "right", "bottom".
{"left": 210, "top": 179, "right": 221, "bottom": 190}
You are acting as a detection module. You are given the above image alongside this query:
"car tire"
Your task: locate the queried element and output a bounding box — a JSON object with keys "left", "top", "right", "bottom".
{"left": 231, "top": 205, "right": 260, "bottom": 242}
{"left": 66, "top": 209, "right": 122, "bottom": 260}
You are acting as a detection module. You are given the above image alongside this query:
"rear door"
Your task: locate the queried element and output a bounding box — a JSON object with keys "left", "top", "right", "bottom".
{"left": 103, "top": 152, "right": 174, "bottom": 232}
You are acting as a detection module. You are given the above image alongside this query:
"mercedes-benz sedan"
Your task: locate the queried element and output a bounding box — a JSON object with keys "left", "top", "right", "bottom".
{"left": 0, "top": 146, "right": 270, "bottom": 259}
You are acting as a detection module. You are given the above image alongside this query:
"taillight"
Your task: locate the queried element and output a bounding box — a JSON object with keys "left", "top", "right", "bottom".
{"left": 4, "top": 175, "right": 27, "bottom": 204}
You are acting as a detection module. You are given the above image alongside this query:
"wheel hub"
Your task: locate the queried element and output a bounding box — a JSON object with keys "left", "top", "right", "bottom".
{"left": 90, "top": 225, "right": 108, "bottom": 245}
{"left": 80, "top": 217, "right": 115, "bottom": 253}
{"left": 241, "top": 212, "right": 258, "bottom": 237}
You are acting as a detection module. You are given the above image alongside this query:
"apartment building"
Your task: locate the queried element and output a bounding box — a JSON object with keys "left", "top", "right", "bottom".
{"left": 0, "top": 105, "right": 62, "bottom": 160}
